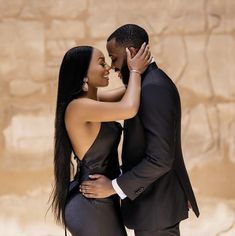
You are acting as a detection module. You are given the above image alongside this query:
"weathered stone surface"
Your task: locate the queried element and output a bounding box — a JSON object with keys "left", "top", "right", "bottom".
{"left": 182, "top": 104, "right": 220, "bottom": 169}
{"left": 182, "top": 103, "right": 235, "bottom": 168}
{"left": 0, "top": 21, "right": 45, "bottom": 82}
{"left": 178, "top": 35, "right": 212, "bottom": 99}
{"left": 157, "top": 35, "right": 186, "bottom": 81}
{"left": 46, "top": 20, "right": 85, "bottom": 40}
{"left": 151, "top": 36, "right": 162, "bottom": 58}
{"left": 116, "top": 0, "right": 205, "bottom": 35}
{"left": 165, "top": 0, "right": 205, "bottom": 33}
{"left": 229, "top": 121, "right": 235, "bottom": 163}
{"left": 116, "top": 0, "right": 168, "bottom": 35}
{"left": 46, "top": 39, "right": 76, "bottom": 67}
{"left": 20, "top": 0, "right": 86, "bottom": 19}
{"left": 0, "top": 0, "right": 24, "bottom": 18}
{"left": 217, "top": 103, "right": 235, "bottom": 163}
{"left": 87, "top": 0, "right": 117, "bottom": 38}
{"left": 9, "top": 80, "right": 44, "bottom": 97}
{"left": 45, "top": 67, "right": 59, "bottom": 81}
{"left": 3, "top": 114, "right": 54, "bottom": 154}
{"left": 182, "top": 199, "right": 235, "bottom": 236}
{"left": 208, "top": 12, "right": 221, "bottom": 31}
{"left": 0, "top": 1, "right": 234, "bottom": 235}
{"left": 207, "top": 0, "right": 235, "bottom": 33}
{"left": 207, "top": 35, "right": 235, "bottom": 100}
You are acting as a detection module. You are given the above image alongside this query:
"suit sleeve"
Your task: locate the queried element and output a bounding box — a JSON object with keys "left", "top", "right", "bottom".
{"left": 116, "top": 84, "right": 176, "bottom": 200}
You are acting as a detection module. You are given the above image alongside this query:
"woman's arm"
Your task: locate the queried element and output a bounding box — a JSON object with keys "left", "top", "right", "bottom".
{"left": 66, "top": 43, "right": 151, "bottom": 122}
{"left": 66, "top": 69, "right": 141, "bottom": 122}
{"left": 98, "top": 86, "right": 126, "bottom": 102}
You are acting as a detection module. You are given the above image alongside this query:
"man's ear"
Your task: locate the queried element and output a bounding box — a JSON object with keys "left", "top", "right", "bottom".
{"left": 128, "top": 47, "right": 138, "bottom": 58}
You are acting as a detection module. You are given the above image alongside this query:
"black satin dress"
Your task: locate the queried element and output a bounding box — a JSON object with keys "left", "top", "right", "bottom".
{"left": 64, "top": 122, "right": 127, "bottom": 236}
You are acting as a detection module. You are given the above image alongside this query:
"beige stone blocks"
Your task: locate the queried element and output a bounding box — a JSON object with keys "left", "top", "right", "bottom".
{"left": 3, "top": 114, "right": 54, "bottom": 155}
{"left": 0, "top": 0, "right": 235, "bottom": 235}
{"left": 158, "top": 35, "right": 186, "bottom": 81}
{"left": 207, "top": 35, "right": 235, "bottom": 100}
{"left": 182, "top": 104, "right": 219, "bottom": 168}
{"left": 46, "top": 20, "right": 85, "bottom": 40}
{"left": 207, "top": 0, "right": 235, "bottom": 33}
{"left": 0, "top": 0, "right": 25, "bottom": 18}
{"left": 0, "top": 21, "right": 45, "bottom": 82}
{"left": 20, "top": 0, "right": 86, "bottom": 20}
{"left": 87, "top": 0, "right": 118, "bottom": 38}
{"left": 0, "top": 0, "right": 234, "bottom": 203}
{"left": 179, "top": 35, "right": 212, "bottom": 98}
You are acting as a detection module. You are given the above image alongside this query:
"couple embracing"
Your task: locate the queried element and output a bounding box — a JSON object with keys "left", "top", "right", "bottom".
{"left": 51, "top": 24, "right": 199, "bottom": 236}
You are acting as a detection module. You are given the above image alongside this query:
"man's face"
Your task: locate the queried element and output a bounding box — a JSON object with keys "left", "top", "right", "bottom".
{"left": 106, "top": 39, "right": 130, "bottom": 85}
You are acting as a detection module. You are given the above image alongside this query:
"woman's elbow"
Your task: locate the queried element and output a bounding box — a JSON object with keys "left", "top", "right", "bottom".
{"left": 125, "top": 103, "right": 138, "bottom": 118}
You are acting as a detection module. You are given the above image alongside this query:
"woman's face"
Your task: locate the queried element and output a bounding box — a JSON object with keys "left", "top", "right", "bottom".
{"left": 86, "top": 48, "right": 110, "bottom": 88}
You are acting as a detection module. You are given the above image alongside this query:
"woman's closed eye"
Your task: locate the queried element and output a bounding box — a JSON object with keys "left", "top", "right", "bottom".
{"left": 100, "top": 62, "right": 110, "bottom": 69}
{"left": 100, "top": 62, "right": 106, "bottom": 67}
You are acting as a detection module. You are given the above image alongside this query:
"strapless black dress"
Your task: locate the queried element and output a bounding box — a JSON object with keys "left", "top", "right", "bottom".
{"left": 64, "top": 122, "right": 127, "bottom": 236}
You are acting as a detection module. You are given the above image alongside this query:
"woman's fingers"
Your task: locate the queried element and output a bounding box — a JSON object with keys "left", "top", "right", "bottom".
{"left": 135, "top": 42, "right": 146, "bottom": 57}
{"left": 128, "top": 42, "right": 149, "bottom": 61}
{"left": 126, "top": 47, "right": 131, "bottom": 61}
{"left": 145, "top": 51, "right": 152, "bottom": 66}
{"left": 145, "top": 47, "right": 151, "bottom": 60}
{"left": 126, "top": 42, "right": 151, "bottom": 73}
{"left": 147, "top": 56, "right": 153, "bottom": 65}
{"left": 142, "top": 45, "right": 150, "bottom": 59}
{"left": 139, "top": 45, "right": 151, "bottom": 68}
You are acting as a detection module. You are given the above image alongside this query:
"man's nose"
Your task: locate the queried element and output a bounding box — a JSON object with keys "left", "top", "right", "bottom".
{"left": 111, "top": 62, "right": 116, "bottom": 70}
{"left": 111, "top": 64, "right": 118, "bottom": 72}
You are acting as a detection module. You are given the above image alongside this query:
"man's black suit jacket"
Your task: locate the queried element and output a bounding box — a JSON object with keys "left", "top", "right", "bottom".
{"left": 117, "top": 62, "right": 199, "bottom": 230}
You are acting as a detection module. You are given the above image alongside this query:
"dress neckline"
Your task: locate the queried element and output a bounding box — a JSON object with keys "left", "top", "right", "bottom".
{"left": 75, "top": 122, "right": 103, "bottom": 162}
{"left": 74, "top": 122, "right": 122, "bottom": 163}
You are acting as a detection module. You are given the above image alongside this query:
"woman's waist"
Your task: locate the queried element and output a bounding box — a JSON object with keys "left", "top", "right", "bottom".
{"left": 75, "top": 166, "right": 120, "bottom": 181}
{"left": 67, "top": 183, "right": 119, "bottom": 205}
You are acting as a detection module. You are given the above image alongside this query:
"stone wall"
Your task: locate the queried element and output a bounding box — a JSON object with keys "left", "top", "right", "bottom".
{"left": 0, "top": 0, "right": 235, "bottom": 235}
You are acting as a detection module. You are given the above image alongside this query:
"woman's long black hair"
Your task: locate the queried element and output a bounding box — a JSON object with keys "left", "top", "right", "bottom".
{"left": 51, "top": 46, "right": 93, "bottom": 225}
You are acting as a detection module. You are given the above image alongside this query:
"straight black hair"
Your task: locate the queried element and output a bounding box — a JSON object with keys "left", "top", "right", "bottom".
{"left": 51, "top": 46, "right": 93, "bottom": 225}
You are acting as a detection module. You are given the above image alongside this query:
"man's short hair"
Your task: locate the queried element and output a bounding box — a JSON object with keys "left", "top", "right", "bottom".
{"left": 107, "top": 24, "right": 149, "bottom": 49}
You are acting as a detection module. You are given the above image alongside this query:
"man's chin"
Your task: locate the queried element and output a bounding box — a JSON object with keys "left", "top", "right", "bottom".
{"left": 116, "top": 71, "right": 126, "bottom": 84}
{"left": 118, "top": 71, "right": 122, "bottom": 79}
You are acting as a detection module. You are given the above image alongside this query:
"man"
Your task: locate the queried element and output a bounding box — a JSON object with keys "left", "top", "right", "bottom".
{"left": 80, "top": 24, "right": 199, "bottom": 236}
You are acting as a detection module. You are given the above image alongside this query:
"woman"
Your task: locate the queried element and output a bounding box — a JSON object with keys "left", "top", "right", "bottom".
{"left": 51, "top": 43, "right": 151, "bottom": 236}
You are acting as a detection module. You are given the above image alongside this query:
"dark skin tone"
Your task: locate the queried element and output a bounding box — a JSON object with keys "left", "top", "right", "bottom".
{"left": 79, "top": 40, "right": 193, "bottom": 210}
{"left": 79, "top": 39, "right": 140, "bottom": 199}
{"left": 80, "top": 39, "right": 193, "bottom": 210}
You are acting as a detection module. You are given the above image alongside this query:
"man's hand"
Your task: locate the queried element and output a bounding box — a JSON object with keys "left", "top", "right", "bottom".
{"left": 80, "top": 174, "right": 116, "bottom": 198}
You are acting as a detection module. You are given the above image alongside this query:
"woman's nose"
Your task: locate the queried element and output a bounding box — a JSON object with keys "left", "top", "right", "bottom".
{"left": 105, "top": 63, "right": 111, "bottom": 71}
